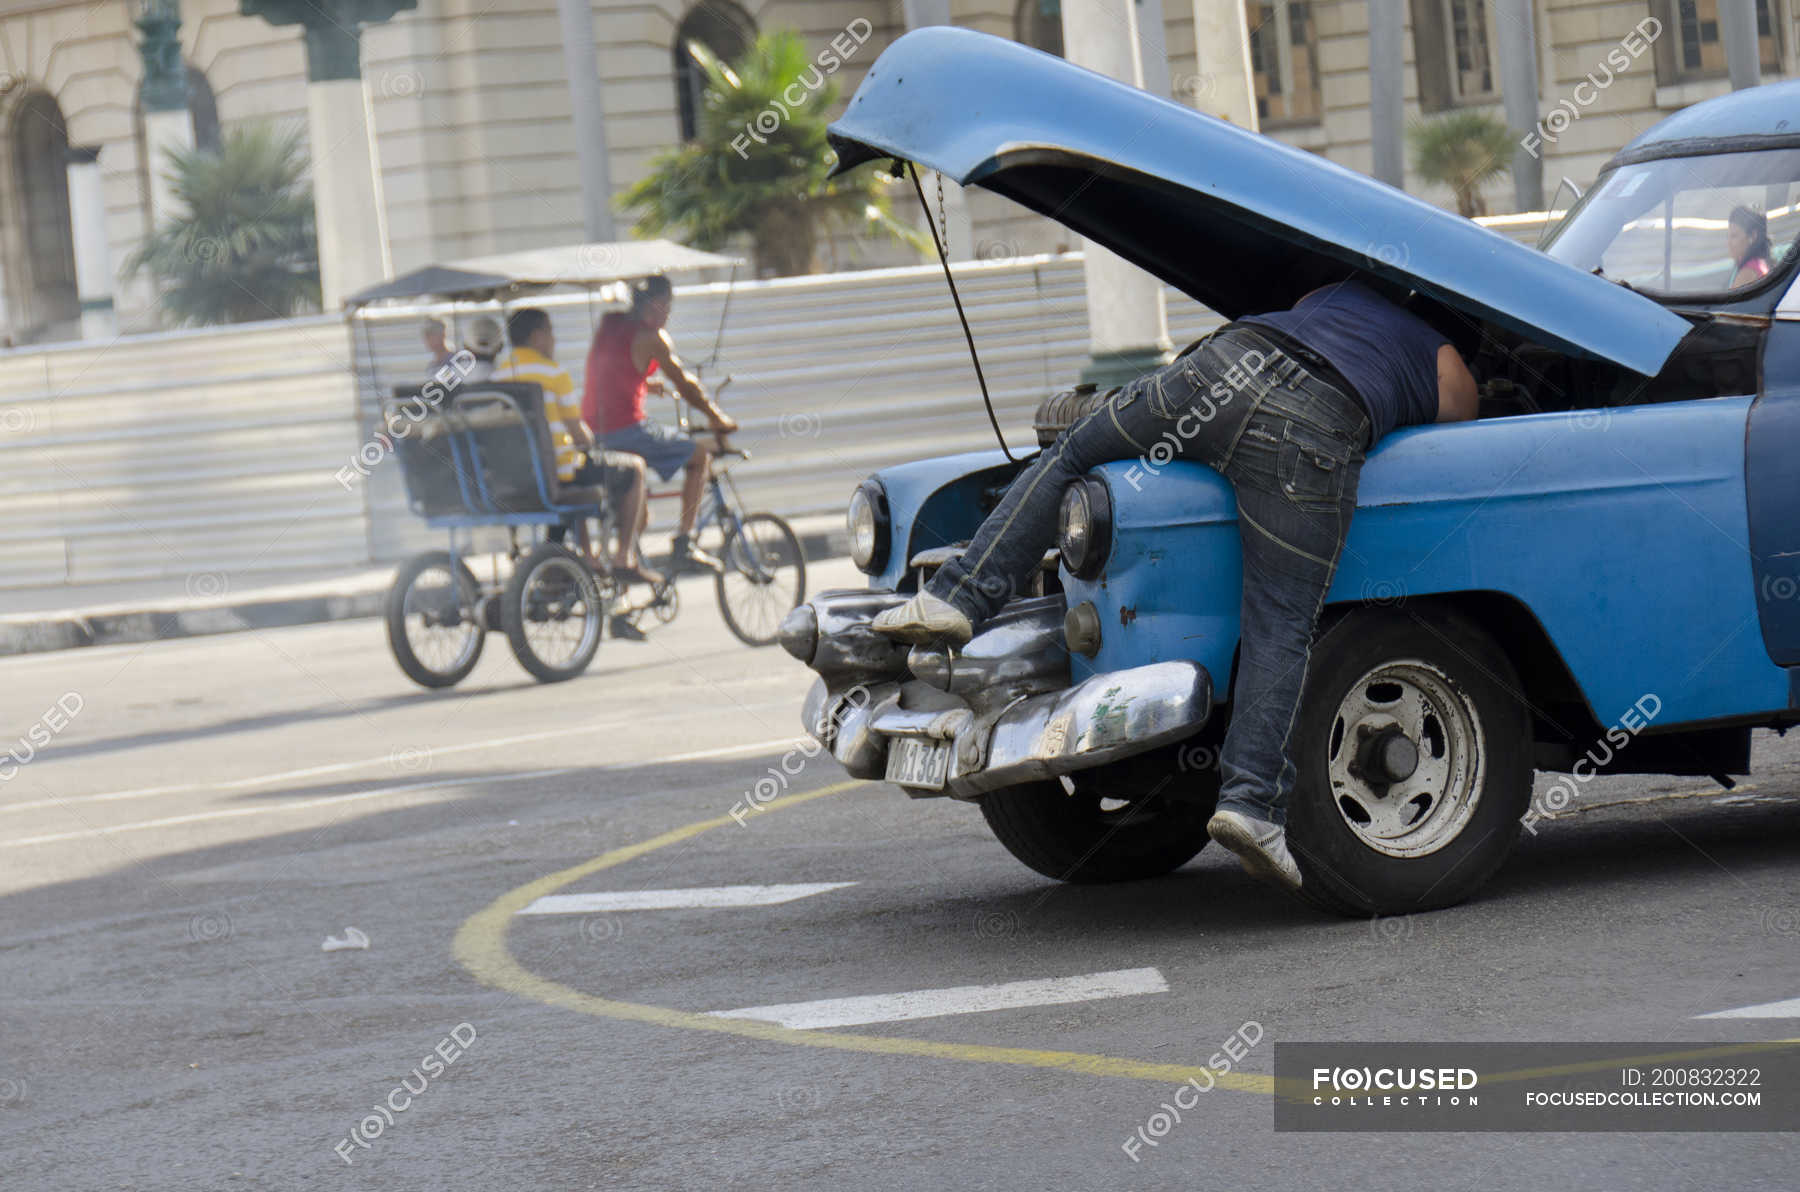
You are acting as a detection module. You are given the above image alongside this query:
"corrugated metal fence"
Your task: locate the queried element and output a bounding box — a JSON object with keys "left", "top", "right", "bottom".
{"left": 350, "top": 254, "right": 1221, "bottom": 562}
{"left": 1, "top": 213, "right": 1549, "bottom": 590}
{"left": 0, "top": 316, "right": 366, "bottom": 587}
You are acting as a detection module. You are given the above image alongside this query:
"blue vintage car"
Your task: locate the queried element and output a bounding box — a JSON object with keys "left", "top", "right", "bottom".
{"left": 781, "top": 27, "right": 1800, "bottom": 915}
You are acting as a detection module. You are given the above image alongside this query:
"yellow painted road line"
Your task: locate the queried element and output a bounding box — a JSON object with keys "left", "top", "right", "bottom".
{"left": 453, "top": 779, "right": 1276, "bottom": 1092}
{"left": 455, "top": 778, "right": 1799, "bottom": 1096}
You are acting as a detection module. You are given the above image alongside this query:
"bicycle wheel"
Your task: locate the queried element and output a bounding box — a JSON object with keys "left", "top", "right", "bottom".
{"left": 714, "top": 513, "right": 806, "bottom": 647}
{"left": 386, "top": 551, "right": 486, "bottom": 688}
{"left": 502, "top": 542, "right": 605, "bottom": 683}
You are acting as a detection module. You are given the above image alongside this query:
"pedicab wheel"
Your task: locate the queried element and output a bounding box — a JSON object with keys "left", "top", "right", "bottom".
{"left": 386, "top": 551, "right": 486, "bottom": 689}
{"left": 714, "top": 512, "right": 806, "bottom": 647}
{"left": 1284, "top": 606, "right": 1532, "bottom": 917}
{"left": 501, "top": 542, "right": 605, "bottom": 683}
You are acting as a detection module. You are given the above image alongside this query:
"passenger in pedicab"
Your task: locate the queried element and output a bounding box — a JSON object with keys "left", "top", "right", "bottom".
{"left": 460, "top": 316, "right": 504, "bottom": 381}
{"left": 495, "top": 308, "right": 660, "bottom": 587}
{"left": 422, "top": 315, "right": 457, "bottom": 375}
{"left": 585, "top": 274, "right": 739, "bottom": 574}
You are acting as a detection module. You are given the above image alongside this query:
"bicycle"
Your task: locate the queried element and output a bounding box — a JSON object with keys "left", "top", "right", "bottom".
{"left": 606, "top": 377, "right": 808, "bottom": 648}
{"left": 384, "top": 377, "right": 807, "bottom": 689}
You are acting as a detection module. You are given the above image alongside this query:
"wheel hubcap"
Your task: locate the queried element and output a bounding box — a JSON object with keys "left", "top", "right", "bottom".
{"left": 1325, "top": 660, "right": 1483, "bottom": 858}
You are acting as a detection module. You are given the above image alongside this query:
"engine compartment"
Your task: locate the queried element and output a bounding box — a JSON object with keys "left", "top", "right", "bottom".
{"left": 1031, "top": 310, "right": 1763, "bottom": 438}
{"left": 1469, "top": 312, "right": 1762, "bottom": 419}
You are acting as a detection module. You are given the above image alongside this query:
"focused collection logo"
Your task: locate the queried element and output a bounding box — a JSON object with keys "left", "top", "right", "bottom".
{"left": 1310, "top": 1065, "right": 1480, "bottom": 1108}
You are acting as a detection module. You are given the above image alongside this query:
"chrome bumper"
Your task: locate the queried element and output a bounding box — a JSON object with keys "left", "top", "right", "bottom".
{"left": 802, "top": 659, "right": 1214, "bottom": 799}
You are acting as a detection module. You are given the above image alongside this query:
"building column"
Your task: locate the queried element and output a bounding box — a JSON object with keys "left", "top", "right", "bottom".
{"left": 1188, "top": 0, "right": 1258, "bottom": 128}
{"left": 901, "top": 0, "right": 973, "bottom": 259}
{"left": 66, "top": 146, "right": 116, "bottom": 340}
{"left": 1136, "top": 0, "right": 1173, "bottom": 98}
{"left": 1718, "top": 0, "right": 1763, "bottom": 90}
{"left": 1368, "top": 0, "right": 1405, "bottom": 188}
{"left": 1064, "top": 0, "right": 1172, "bottom": 386}
{"left": 306, "top": 76, "right": 393, "bottom": 308}
{"left": 241, "top": 0, "right": 415, "bottom": 307}
{"left": 1493, "top": 0, "right": 1542, "bottom": 211}
{"left": 136, "top": 0, "right": 193, "bottom": 232}
{"left": 556, "top": 0, "right": 614, "bottom": 240}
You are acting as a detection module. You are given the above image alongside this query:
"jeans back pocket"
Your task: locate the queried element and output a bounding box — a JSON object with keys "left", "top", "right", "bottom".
{"left": 1277, "top": 420, "right": 1351, "bottom": 511}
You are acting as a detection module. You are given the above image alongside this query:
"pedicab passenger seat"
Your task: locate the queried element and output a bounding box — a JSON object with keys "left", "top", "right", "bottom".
{"left": 392, "top": 381, "right": 607, "bottom": 527}
{"left": 387, "top": 384, "right": 470, "bottom": 519}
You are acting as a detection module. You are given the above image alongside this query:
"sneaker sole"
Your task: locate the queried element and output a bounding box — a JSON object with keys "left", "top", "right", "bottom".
{"left": 1208, "top": 813, "right": 1304, "bottom": 893}
{"left": 870, "top": 621, "right": 971, "bottom": 647}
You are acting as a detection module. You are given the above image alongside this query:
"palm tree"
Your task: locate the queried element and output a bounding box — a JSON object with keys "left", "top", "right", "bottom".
{"left": 1407, "top": 111, "right": 1518, "bottom": 218}
{"left": 622, "top": 31, "right": 922, "bottom": 276}
{"left": 128, "top": 123, "right": 320, "bottom": 325}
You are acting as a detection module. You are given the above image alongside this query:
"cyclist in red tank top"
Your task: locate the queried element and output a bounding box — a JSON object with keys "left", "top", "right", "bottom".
{"left": 584, "top": 275, "right": 739, "bottom": 572}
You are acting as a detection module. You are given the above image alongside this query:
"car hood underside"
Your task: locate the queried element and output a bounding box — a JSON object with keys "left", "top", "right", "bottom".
{"left": 828, "top": 27, "right": 1693, "bottom": 377}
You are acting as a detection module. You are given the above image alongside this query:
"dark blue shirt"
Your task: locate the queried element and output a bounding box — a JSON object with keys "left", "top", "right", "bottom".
{"left": 1241, "top": 281, "right": 1447, "bottom": 442}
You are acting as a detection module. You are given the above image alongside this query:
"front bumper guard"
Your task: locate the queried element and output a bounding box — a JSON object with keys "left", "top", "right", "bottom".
{"left": 803, "top": 659, "right": 1214, "bottom": 799}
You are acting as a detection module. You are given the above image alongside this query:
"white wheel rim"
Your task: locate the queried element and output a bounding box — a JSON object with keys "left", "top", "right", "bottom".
{"left": 520, "top": 557, "right": 600, "bottom": 668}
{"left": 1324, "top": 659, "right": 1484, "bottom": 858}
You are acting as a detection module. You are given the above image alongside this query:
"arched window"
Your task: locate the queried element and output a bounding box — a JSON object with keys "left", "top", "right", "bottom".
{"left": 10, "top": 91, "right": 79, "bottom": 335}
{"left": 672, "top": 1, "right": 756, "bottom": 141}
{"left": 187, "top": 65, "right": 221, "bottom": 153}
{"left": 1015, "top": 0, "right": 1064, "bottom": 57}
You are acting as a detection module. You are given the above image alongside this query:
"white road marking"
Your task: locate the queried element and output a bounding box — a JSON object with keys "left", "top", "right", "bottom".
{"left": 1696, "top": 997, "right": 1800, "bottom": 1019}
{"left": 0, "top": 767, "right": 573, "bottom": 848}
{"left": 517, "top": 883, "right": 858, "bottom": 914}
{"left": 0, "top": 732, "right": 807, "bottom": 816}
{"left": 706, "top": 967, "right": 1170, "bottom": 1030}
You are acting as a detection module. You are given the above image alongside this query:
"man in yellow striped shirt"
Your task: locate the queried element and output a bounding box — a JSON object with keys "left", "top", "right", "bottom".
{"left": 497, "top": 309, "right": 656, "bottom": 584}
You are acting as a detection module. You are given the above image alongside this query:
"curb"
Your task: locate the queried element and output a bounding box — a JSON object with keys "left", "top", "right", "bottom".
{"left": 0, "top": 526, "right": 847, "bottom": 659}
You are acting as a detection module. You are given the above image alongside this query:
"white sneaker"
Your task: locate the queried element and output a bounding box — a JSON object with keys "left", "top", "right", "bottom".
{"left": 1208, "top": 807, "right": 1303, "bottom": 893}
{"left": 869, "top": 591, "right": 974, "bottom": 647}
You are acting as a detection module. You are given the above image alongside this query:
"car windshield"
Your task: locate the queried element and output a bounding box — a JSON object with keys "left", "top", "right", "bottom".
{"left": 1542, "top": 147, "right": 1800, "bottom": 298}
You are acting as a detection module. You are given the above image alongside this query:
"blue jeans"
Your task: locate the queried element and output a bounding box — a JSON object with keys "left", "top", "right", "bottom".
{"left": 928, "top": 325, "right": 1373, "bottom": 826}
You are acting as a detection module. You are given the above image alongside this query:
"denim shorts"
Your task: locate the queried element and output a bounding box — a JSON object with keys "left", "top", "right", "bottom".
{"left": 602, "top": 418, "right": 694, "bottom": 481}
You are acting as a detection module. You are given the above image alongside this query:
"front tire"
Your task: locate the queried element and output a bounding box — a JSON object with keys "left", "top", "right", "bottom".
{"left": 1286, "top": 606, "right": 1532, "bottom": 915}
{"left": 979, "top": 770, "right": 1218, "bottom": 884}
{"left": 715, "top": 513, "right": 806, "bottom": 646}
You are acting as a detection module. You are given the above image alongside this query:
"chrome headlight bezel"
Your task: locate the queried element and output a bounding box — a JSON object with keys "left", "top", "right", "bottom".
{"left": 847, "top": 479, "right": 890, "bottom": 574}
{"left": 1058, "top": 477, "right": 1112, "bottom": 580}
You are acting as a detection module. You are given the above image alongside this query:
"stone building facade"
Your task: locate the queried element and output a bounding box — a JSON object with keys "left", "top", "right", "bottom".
{"left": 0, "top": 0, "right": 1789, "bottom": 343}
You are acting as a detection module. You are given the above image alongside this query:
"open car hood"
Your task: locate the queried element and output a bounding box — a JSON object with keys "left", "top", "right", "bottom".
{"left": 828, "top": 27, "right": 1691, "bottom": 376}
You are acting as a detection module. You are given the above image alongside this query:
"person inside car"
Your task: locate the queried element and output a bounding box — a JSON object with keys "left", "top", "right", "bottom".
{"left": 1728, "top": 205, "right": 1773, "bottom": 289}
{"left": 586, "top": 275, "right": 739, "bottom": 574}
{"left": 496, "top": 308, "right": 659, "bottom": 588}
{"left": 871, "top": 278, "right": 1480, "bottom": 896}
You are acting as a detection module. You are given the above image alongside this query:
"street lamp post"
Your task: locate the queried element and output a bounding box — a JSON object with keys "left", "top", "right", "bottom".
{"left": 136, "top": 0, "right": 193, "bottom": 233}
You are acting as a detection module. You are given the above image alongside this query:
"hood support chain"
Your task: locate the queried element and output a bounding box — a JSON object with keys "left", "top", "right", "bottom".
{"left": 905, "top": 160, "right": 1016, "bottom": 462}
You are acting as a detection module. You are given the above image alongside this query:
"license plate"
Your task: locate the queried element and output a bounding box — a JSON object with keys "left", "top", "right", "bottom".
{"left": 885, "top": 737, "right": 952, "bottom": 790}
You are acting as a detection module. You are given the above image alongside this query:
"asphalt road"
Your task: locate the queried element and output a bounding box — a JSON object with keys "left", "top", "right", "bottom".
{"left": 1, "top": 558, "right": 1796, "bottom": 1190}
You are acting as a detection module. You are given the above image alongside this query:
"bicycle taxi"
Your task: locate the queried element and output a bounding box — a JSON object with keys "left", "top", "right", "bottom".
{"left": 345, "top": 242, "right": 807, "bottom": 689}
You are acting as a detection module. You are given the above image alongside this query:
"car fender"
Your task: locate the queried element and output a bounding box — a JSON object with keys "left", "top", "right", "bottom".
{"left": 1069, "top": 398, "right": 1789, "bottom": 729}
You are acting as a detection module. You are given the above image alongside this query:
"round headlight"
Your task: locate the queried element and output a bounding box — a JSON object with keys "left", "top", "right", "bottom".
{"left": 1058, "top": 478, "right": 1112, "bottom": 580}
{"left": 846, "top": 480, "right": 889, "bottom": 574}
{"left": 1059, "top": 483, "right": 1093, "bottom": 572}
